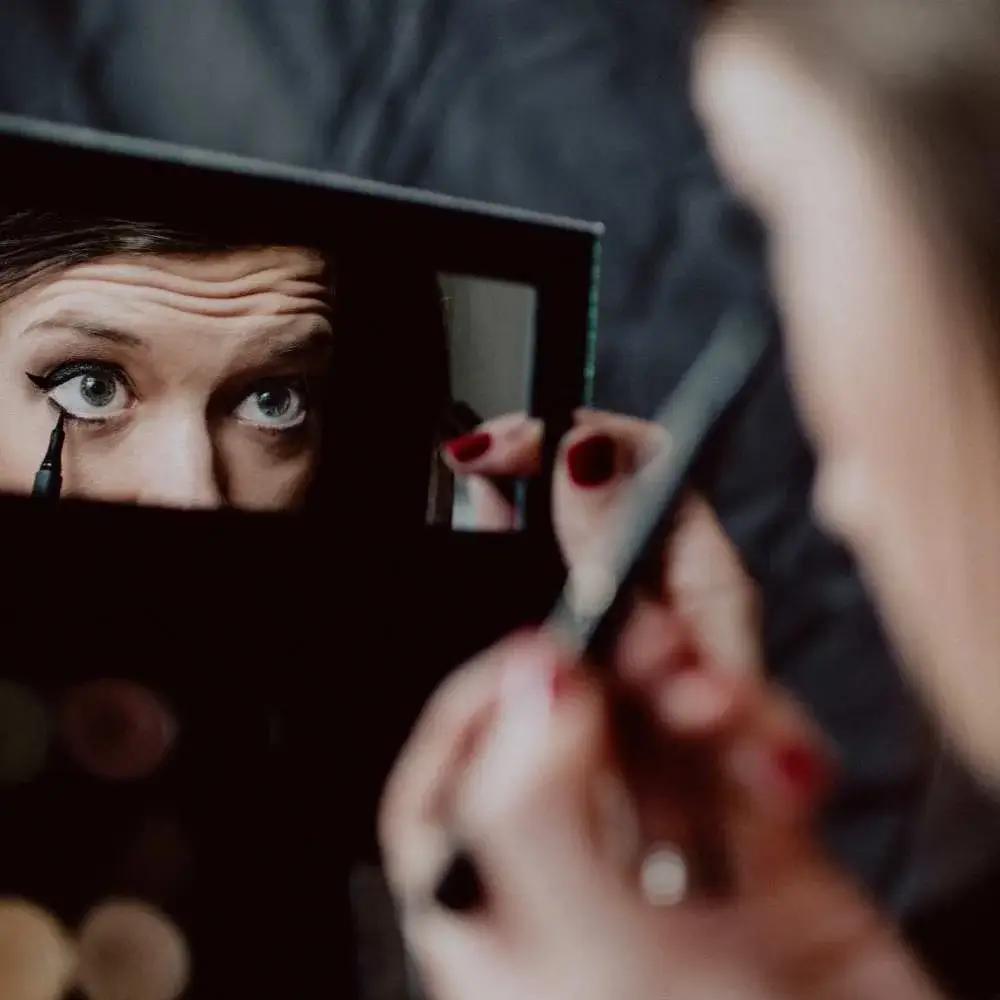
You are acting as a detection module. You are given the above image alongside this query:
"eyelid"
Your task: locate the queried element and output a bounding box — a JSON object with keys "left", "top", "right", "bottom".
{"left": 28, "top": 360, "right": 133, "bottom": 393}
{"left": 227, "top": 372, "right": 311, "bottom": 405}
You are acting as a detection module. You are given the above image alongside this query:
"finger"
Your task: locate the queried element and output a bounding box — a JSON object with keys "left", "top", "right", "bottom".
{"left": 615, "top": 702, "right": 716, "bottom": 881}
{"left": 652, "top": 668, "right": 835, "bottom": 890}
{"left": 615, "top": 600, "right": 699, "bottom": 686}
{"left": 463, "top": 476, "right": 519, "bottom": 531}
{"left": 554, "top": 422, "right": 665, "bottom": 597}
{"left": 452, "top": 649, "right": 633, "bottom": 930}
{"left": 724, "top": 685, "right": 835, "bottom": 887}
{"left": 573, "top": 408, "right": 670, "bottom": 460}
{"left": 378, "top": 632, "right": 545, "bottom": 901}
{"left": 613, "top": 604, "right": 748, "bottom": 875}
{"left": 441, "top": 413, "right": 543, "bottom": 478}
{"left": 443, "top": 409, "right": 665, "bottom": 483}
{"left": 667, "top": 497, "right": 761, "bottom": 676}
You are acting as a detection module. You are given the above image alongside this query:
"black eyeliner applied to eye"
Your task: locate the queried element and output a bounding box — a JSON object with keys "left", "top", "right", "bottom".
{"left": 26, "top": 361, "right": 130, "bottom": 393}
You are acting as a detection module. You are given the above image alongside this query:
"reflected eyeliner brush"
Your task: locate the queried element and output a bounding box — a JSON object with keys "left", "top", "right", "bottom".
{"left": 433, "top": 303, "right": 775, "bottom": 914}
{"left": 32, "top": 408, "right": 67, "bottom": 500}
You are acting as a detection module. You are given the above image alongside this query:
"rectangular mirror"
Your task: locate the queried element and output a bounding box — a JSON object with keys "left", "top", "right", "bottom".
{"left": 0, "top": 113, "right": 599, "bottom": 537}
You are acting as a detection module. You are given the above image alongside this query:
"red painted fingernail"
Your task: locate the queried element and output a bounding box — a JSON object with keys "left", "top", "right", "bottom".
{"left": 566, "top": 434, "right": 617, "bottom": 488}
{"left": 773, "top": 743, "right": 825, "bottom": 795}
{"left": 445, "top": 431, "right": 492, "bottom": 463}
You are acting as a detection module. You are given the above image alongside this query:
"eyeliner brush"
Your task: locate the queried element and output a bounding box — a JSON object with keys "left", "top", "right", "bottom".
{"left": 32, "top": 409, "right": 67, "bottom": 500}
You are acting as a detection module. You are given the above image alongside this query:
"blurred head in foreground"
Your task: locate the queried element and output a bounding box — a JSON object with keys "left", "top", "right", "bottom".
{"left": 693, "top": 0, "right": 1000, "bottom": 778}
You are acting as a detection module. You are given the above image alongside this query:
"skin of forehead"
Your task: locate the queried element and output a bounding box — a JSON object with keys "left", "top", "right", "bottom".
{"left": 8, "top": 246, "right": 333, "bottom": 324}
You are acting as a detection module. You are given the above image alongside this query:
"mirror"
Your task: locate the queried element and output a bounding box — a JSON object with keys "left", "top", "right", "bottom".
{"left": 430, "top": 274, "right": 537, "bottom": 532}
{"left": 0, "top": 209, "right": 536, "bottom": 530}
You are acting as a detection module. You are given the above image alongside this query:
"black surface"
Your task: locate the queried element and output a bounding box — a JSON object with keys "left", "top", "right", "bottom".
{"left": 0, "top": 495, "right": 568, "bottom": 997}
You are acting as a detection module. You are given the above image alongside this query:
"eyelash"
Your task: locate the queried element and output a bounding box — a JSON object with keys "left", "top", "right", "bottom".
{"left": 238, "top": 377, "right": 312, "bottom": 435}
{"left": 26, "top": 361, "right": 133, "bottom": 424}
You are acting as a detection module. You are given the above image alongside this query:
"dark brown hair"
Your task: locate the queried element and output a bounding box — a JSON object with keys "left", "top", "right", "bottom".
{"left": 0, "top": 208, "right": 282, "bottom": 304}
{"left": 699, "top": 0, "right": 1000, "bottom": 353}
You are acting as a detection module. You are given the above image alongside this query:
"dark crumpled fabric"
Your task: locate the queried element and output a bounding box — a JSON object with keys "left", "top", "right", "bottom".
{"left": 2, "top": 0, "right": 1000, "bottom": 972}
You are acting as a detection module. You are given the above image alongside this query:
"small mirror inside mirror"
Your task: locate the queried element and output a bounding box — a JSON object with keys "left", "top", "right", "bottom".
{"left": 429, "top": 274, "right": 537, "bottom": 533}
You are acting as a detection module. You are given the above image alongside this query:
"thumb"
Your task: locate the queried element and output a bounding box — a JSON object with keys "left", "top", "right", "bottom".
{"left": 453, "top": 645, "right": 633, "bottom": 927}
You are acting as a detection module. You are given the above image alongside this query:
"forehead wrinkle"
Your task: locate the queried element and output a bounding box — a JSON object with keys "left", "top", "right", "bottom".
{"left": 58, "top": 264, "right": 331, "bottom": 301}
{"left": 59, "top": 246, "right": 331, "bottom": 299}
{"left": 28, "top": 276, "right": 331, "bottom": 321}
{"left": 83, "top": 245, "right": 328, "bottom": 280}
{"left": 102, "top": 293, "right": 335, "bottom": 349}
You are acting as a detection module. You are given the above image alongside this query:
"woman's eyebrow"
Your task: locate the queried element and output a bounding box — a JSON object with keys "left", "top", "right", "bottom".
{"left": 18, "top": 310, "right": 145, "bottom": 348}
{"left": 244, "top": 325, "right": 335, "bottom": 363}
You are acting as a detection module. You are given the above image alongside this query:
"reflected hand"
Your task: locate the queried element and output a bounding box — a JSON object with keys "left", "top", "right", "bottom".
{"left": 442, "top": 409, "right": 762, "bottom": 677}
{"left": 379, "top": 627, "right": 941, "bottom": 1000}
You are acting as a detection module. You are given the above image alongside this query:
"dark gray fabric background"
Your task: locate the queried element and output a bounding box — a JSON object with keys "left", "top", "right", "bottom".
{"left": 1, "top": 0, "right": 998, "bottom": 955}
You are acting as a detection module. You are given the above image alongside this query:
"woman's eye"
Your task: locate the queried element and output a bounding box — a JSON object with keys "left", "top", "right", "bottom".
{"left": 47, "top": 369, "right": 131, "bottom": 420}
{"left": 234, "top": 381, "right": 308, "bottom": 430}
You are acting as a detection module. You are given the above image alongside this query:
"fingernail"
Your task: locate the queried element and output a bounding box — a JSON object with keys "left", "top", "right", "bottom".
{"left": 566, "top": 434, "right": 617, "bottom": 488}
{"left": 445, "top": 431, "right": 492, "bottom": 463}
{"left": 773, "top": 743, "right": 826, "bottom": 796}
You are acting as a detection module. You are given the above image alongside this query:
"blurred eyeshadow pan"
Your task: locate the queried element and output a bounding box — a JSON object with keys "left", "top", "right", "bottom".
{"left": 0, "top": 681, "right": 50, "bottom": 784}
{"left": 59, "top": 681, "right": 177, "bottom": 782}
{"left": 0, "top": 899, "right": 75, "bottom": 1000}
{"left": 77, "top": 899, "right": 190, "bottom": 1000}
{"left": 118, "top": 812, "right": 192, "bottom": 901}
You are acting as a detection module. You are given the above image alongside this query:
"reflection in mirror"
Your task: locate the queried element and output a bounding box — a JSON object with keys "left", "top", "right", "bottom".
{"left": 0, "top": 207, "right": 336, "bottom": 512}
{"left": 429, "top": 274, "right": 536, "bottom": 533}
{"left": 0, "top": 209, "right": 541, "bottom": 531}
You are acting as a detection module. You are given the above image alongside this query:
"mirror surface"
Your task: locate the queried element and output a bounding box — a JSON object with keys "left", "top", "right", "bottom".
{"left": 0, "top": 209, "right": 538, "bottom": 531}
{"left": 431, "top": 274, "right": 536, "bottom": 532}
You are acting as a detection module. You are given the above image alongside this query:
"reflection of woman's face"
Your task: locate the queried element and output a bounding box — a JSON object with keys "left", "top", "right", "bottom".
{"left": 0, "top": 247, "right": 333, "bottom": 511}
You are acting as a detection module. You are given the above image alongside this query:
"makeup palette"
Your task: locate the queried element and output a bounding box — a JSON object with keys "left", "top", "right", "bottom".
{"left": 0, "top": 666, "right": 285, "bottom": 999}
